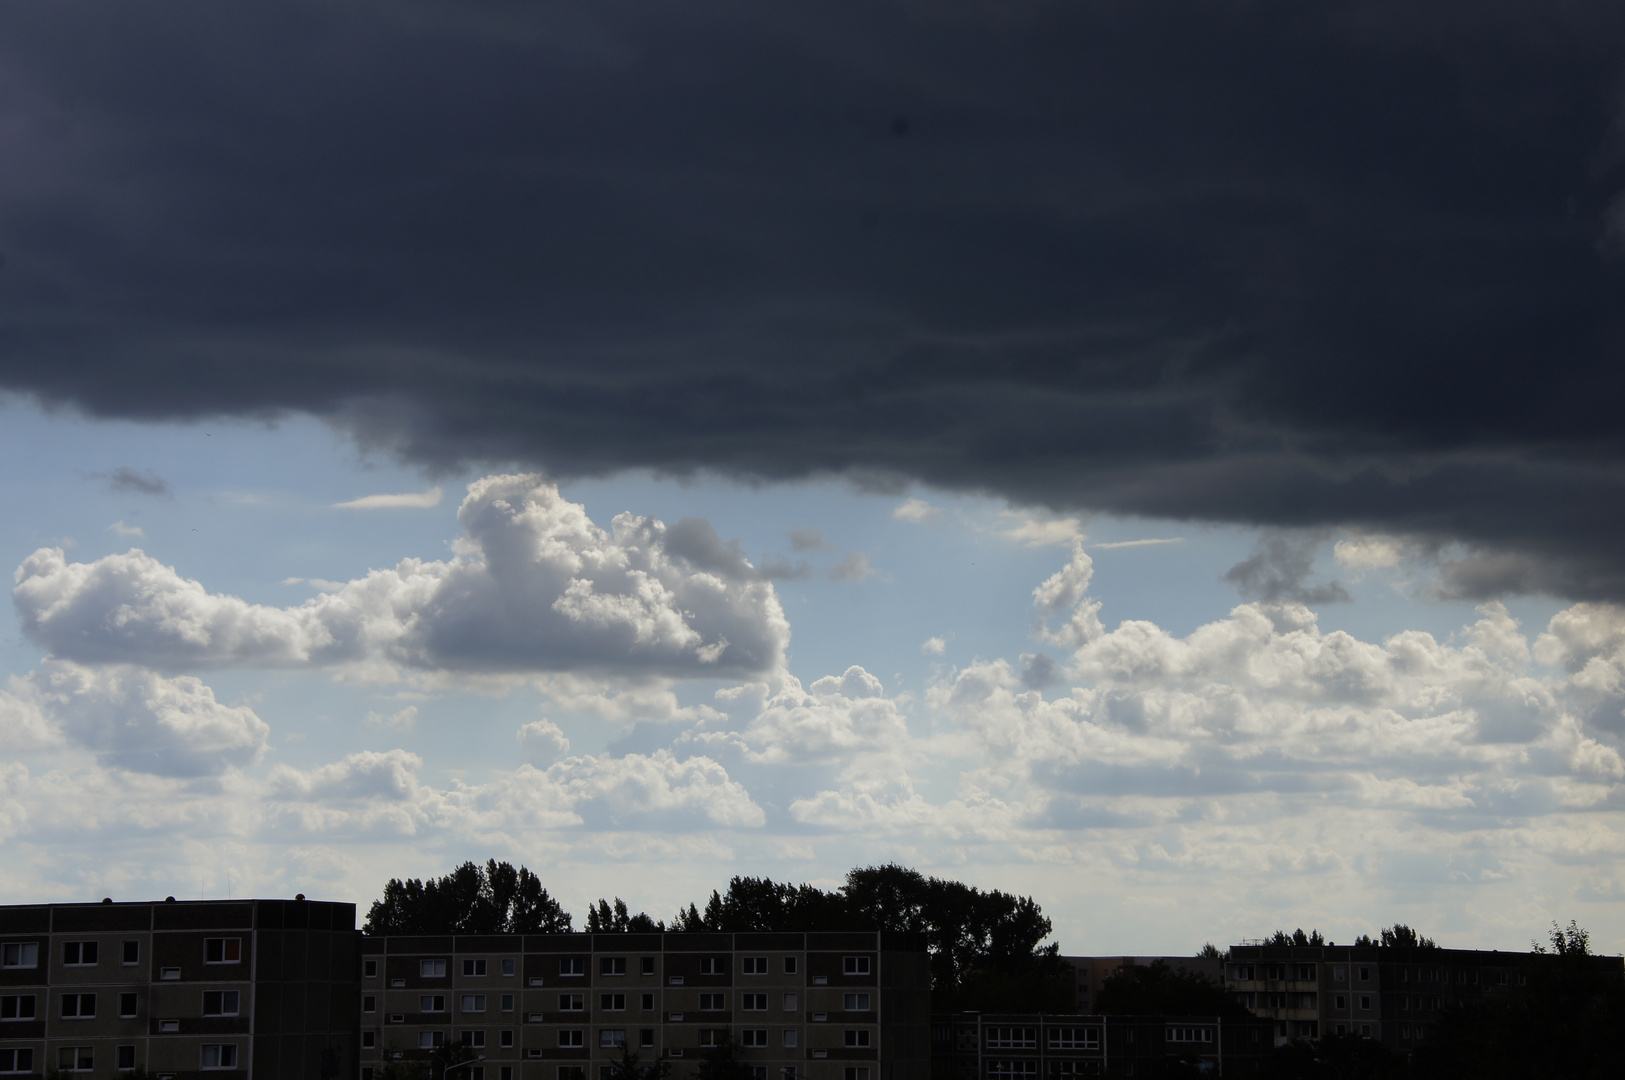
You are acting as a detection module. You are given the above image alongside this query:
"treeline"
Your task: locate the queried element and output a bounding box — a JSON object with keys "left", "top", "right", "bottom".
{"left": 364, "top": 860, "right": 1070, "bottom": 1012}
{"left": 1251, "top": 924, "right": 1437, "bottom": 950}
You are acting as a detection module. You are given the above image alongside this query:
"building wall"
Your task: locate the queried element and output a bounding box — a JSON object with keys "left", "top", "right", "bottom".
{"left": 930, "top": 1012, "right": 1274, "bottom": 1079}
{"left": 360, "top": 931, "right": 930, "bottom": 1080}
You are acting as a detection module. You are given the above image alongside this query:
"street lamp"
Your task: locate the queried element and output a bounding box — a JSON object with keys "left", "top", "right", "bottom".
{"left": 445, "top": 1055, "right": 486, "bottom": 1080}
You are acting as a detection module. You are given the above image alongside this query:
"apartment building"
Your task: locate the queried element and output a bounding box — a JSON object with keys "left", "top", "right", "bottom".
{"left": 931, "top": 1012, "right": 1274, "bottom": 1079}
{"left": 0, "top": 896, "right": 358, "bottom": 1079}
{"left": 1223, "top": 942, "right": 1625, "bottom": 1052}
{"left": 360, "top": 931, "right": 931, "bottom": 1080}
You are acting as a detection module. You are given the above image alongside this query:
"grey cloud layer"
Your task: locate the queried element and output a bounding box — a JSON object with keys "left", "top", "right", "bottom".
{"left": 14, "top": 475, "right": 788, "bottom": 677}
{"left": 3, "top": 2, "right": 1625, "bottom": 595}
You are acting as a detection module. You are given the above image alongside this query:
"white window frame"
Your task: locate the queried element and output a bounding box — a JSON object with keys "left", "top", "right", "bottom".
{"left": 464, "top": 959, "right": 488, "bottom": 977}
{"left": 842, "top": 993, "right": 870, "bottom": 1012}
{"left": 0, "top": 995, "right": 37, "bottom": 1021}
{"left": 421, "top": 959, "right": 448, "bottom": 978}
{"left": 843, "top": 1030, "right": 871, "bottom": 1048}
{"left": 201, "top": 1044, "right": 239, "bottom": 1070}
{"left": 203, "top": 938, "right": 241, "bottom": 965}
{"left": 63, "top": 941, "right": 99, "bottom": 967}
{"left": 0, "top": 943, "right": 38, "bottom": 970}
{"left": 842, "top": 956, "right": 871, "bottom": 976}
{"left": 462, "top": 995, "right": 488, "bottom": 1013}
{"left": 202, "top": 990, "right": 241, "bottom": 1017}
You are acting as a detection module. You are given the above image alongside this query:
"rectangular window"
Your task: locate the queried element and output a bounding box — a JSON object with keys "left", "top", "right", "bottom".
{"left": 420, "top": 959, "right": 448, "bottom": 978}
{"left": 601, "top": 994, "right": 625, "bottom": 1011}
{"left": 699, "top": 994, "right": 725, "bottom": 1010}
{"left": 363, "top": 1032, "right": 376, "bottom": 1048}
{"left": 751, "top": 1069, "right": 767, "bottom": 1080}
{"left": 559, "top": 1069, "right": 584, "bottom": 1080}
{"left": 0, "top": 995, "right": 35, "bottom": 1020}
{"left": 421, "top": 996, "right": 447, "bottom": 1012}
{"left": 742, "top": 1029, "right": 768, "bottom": 1047}
{"left": 419, "top": 1032, "right": 445, "bottom": 1049}
{"left": 501, "top": 1070, "right": 513, "bottom": 1080}
{"left": 987, "top": 1064, "right": 1037, "bottom": 1079}
{"left": 784, "top": 957, "right": 797, "bottom": 975}
{"left": 463, "top": 959, "right": 487, "bottom": 976}
{"left": 741, "top": 957, "right": 768, "bottom": 975}
{"left": 1335, "top": 996, "right": 1346, "bottom": 1009}
{"left": 559, "top": 1030, "right": 584, "bottom": 1047}
{"left": 501, "top": 1031, "right": 514, "bottom": 1048}
{"left": 1333, "top": 966, "right": 1347, "bottom": 982}
{"left": 364, "top": 959, "right": 379, "bottom": 978}
{"left": 986, "top": 1028, "right": 1037, "bottom": 1050}
{"left": 120, "top": 992, "right": 138, "bottom": 1018}
{"left": 500, "top": 958, "right": 515, "bottom": 977}
{"left": 640, "top": 1029, "right": 654, "bottom": 1047}
{"left": 202, "top": 990, "right": 241, "bottom": 1016}
{"left": 501, "top": 994, "right": 515, "bottom": 1012}
{"left": 64, "top": 941, "right": 99, "bottom": 966}
{"left": 203, "top": 938, "right": 241, "bottom": 964}
{"left": 201, "top": 1044, "right": 238, "bottom": 1069}
{"left": 601, "top": 957, "right": 627, "bottom": 976}
{"left": 641, "top": 957, "right": 656, "bottom": 976}
{"left": 160, "top": 1019, "right": 180, "bottom": 1032}
{"left": 1, "top": 943, "right": 38, "bottom": 969}
{"left": 700, "top": 957, "right": 727, "bottom": 976}
{"left": 600, "top": 1029, "right": 626, "bottom": 1048}
{"left": 844, "top": 1070, "right": 872, "bottom": 1080}
{"left": 560, "top": 958, "right": 585, "bottom": 977}
{"left": 842, "top": 993, "right": 870, "bottom": 1012}
{"left": 743, "top": 993, "right": 768, "bottom": 1011}
{"left": 559, "top": 994, "right": 584, "bottom": 1011}
{"left": 0, "top": 1049, "right": 36, "bottom": 1074}
{"left": 62, "top": 993, "right": 97, "bottom": 1018}
{"left": 843, "top": 956, "right": 871, "bottom": 976}
{"left": 844, "top": 1030, "right": 871, "bottom": 1048}
{"left": 58, "top": 1047, "right": 93, "bottom": 1073}
{"left": 364, "top": 995, "right": 376, "bottom": 1013}
{"left": 462, "top": 995, "right": 488, "bottom": 1013}
{"left": 1294, "top": 964, "right": 1317, "bottom": 981}
{"left": 1360, "top": 996, "right": 1371, "bottom": 1011}
{"left": 1359, "top": 968, "right": 1370, "bottom": 981}
{"left": 116, "top": 1045, "right": 136, "bottom": 1071}
{"left": 462, "top": 1031, "right": 486, "bottom": 1048}
{"left": 121, "top": 940, "right": 140, "bottom": 965}
{"left": 782, "top": 1030, "right": 798, "bottom": 1049}
{"left": 1047, "top": 1027, "right": 1099, "bottom": 1050}
{"left": 699, "top": 1030, "right": 722, "bottom": 1048}
{"left": 783, "top": 993, "right": 798, "bottom": 1011}
{"left": 641, "top": 993, "right": 654, "bottom": 1011}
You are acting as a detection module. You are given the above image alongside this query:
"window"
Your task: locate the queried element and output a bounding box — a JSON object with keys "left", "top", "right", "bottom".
{"left": 419, "top": 1032, "right": 445, "bottom": 1049}
{"left": 640, "top": 1029, "right": 654, "bottom": 1048}
{"left": 203, "top": 938, "right": 241, "bottom": 964}
{"left": 559, "top": 994, "right": 584, "bottom": 1011}
{"left": 641, "top": 957, "right": 656, "bottom": 976}
{"left": 986, "top": 1028, "right": 1037, "bottom": 1050}
{"left": 116, "top": 1045, "right": 136, "bottom": 1071}
{"left": 1294, "top": 964, "right": 1317, "bottom": 981}
{"left": 1359, "top": 996, "right": 1371, "bottom": 1011}
{"left": 365, "top": 959, "right": 378, "bottom": 978}
{"left": 462, "top": 1031, "right": 486, "bottom": 1048}
{"left": 601, "top": 957, "right": 627, "bottom": 976}
{"left": 784, "top": 957, "right": 797, "bottom": 975}
{"left": 421, "top": 996, "right": 447, "bottom": 1013}
{"left": 202, "top": 990, "right": 241, "bottom": 1016}
{"left": 62, "top": 993, "right": 97, "bottom": 1018}
{"left": 750, "top": 1069, "right": 767, "bottom": 1080}
{"left": 1231, "top": 964, "right": 1252, "bottom": 981}
{"left": 0, "top": 995, "right": 35, "bottom": 1020}
{"left": 742, "top": 957, "right": 769, "bottom": 974}
{"left": 58, "top": 1047, "right": 93, "bottom": 1073}
{"left": 600, "top": 1029, "right": 626, "bottom": 1048}
{"left": 559, "top": 1030, "right": 584, "bottom": 1047}
{"left": 844, "top": 1070, "right": 872, "bottom": 1080}
{"left": 1048, "top": 1064, "right": 1098, "bottom": 1079}
{"left": 601, "top": 994, "right": 625, "bottom": 1011}
{"left": 782, "top": 993, "right": 798, "bottom": 1011}
{"left": 121, "top": 940, "right": 140, "bottom": 965}
{"left": 421, "top": 959, "right": 448, "bottom": 978}
{"left": 0, "top": 1050, "right": 35, "bottom": 1074}
{"left": 202, "top": 1044, "right": 239, "bottom": 1069}
{"left": 844, "top": 1030, "right": 871, "bottom": 1048}
{"left": 501, "top": 1030, "right": 514, "bottom": 1048}
{"left": 1360, "top": 1024, "right": 1372, "bottom": 1037}
{"left": 699, "top": 1030, "right": 723, "bottom": 1048}
{"left": 560, "top": 958, "right": 586, "bottom": 976}
{"left": 987, "top": 1064, "right": 1037, "bottom": 1079}
{"left": 641, "top": 993, "right": 654, "bottom": 1011}
{"left": 842, "top": 993, "right": 870, "bottom": 1011}
{"left": 1166, "top": 1028, "right": 1213, "bottom": 1043}
{"left": 559, "top": 1069, "right": 584, "bottom": 1080}
{"left": 462, "top": 994, "right": 488, "bottom": 1012}
{"left": 742, "top": 1029, "right": 768, "bottom": 1047}
{"left": 120, "top": 992, "right": 138, "bottom": 1017}
{"left": 1335, "top": 995, "right": 1346, "bottom": 1009}
{"left": 501, "top": 994, "right": 515, "bottom": 1012}
{"left": 362, "top": 994, "right": 377, "bottom": 1013}
{"left": 502, "top": 958, "right": 516, "bottom": 976}
{"left": 363, "top": 1032, "right": 376, "bottom": 1048}
{"left": 843, "top": 956, "right": 871, "bottom": 976}
{"left": 1333, "top": 966, "right": 1347, "bottom": 982}
{"left": 700, "top": 957, "right": 727, "bottom": 975}
{"left": 1047, "top": 1027, "right": 1099, "bottom": 1050}
{"left": 1, "top": 943, "right": 38, "bottom": 969}
{"left": 501, "top": 1071, "right": 513, "bottom": 1080}
{"left": 1292, "top": 1021, "right": 1319, "bottom": 1039}
{"left": 464, "top": 959, "right": 488, "bottom": 976}
{"left": 1358, "top": 967, "right": 1370, "bottom": 981}
{"left": 64, "top": 941, "right": 99, "bottom": 966}
{"left": 160, "top": 1019, "right": 180, "bottom": 1032}
{"left": 782, "top": 1030, "right": 798, "bottom": 1049}
{"left": 699, "top": 993, "right": 725, "bottom": 1010}
{"left": 743, "top": 993, "right": 768, "bottom": 1011}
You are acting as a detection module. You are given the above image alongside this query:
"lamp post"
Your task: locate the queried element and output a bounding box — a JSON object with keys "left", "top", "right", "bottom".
{"left": 445, "top": 1055, "right": 486, "bottom": 1080}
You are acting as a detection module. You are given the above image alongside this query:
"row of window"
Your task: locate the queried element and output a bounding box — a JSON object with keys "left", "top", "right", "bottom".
{"left": 365, "top": 989, "right": 867, "bottom": 1016}
{"left": 361, "top": 1065, "right": 873, "bottom": 1080}
{"left": 0, "top": 988, "right": 240, "bottom": 1021}
{"left": 388, "top": 1027, "right": 872, "bottom": 1051}
{"left": 984, "top": 1028, "right": 1108, "bottom": 1050}
{"left": 0, "top": 1044, "right": 238, "bottom": 1074}
{"left": 0, "top": 938, "right": 241, "bottom": 969}
{"left": 379, "top": 956, "right": 873, "bottom": 981}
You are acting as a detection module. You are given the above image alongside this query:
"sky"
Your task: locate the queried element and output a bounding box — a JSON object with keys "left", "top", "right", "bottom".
{"left": 1, "top": 0, "right": 1623, "bottom": 955}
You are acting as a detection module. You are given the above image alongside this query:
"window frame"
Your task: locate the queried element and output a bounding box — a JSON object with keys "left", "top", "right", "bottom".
{"left": 203, "top": 938, "right": 242, "bottom": 965}
{"left": 842, "top": 956, "right": 871, "bottom": 976}
{"left": 0, "top": 943, "right": 38, "bottom": 970}
{"left": 63, "top": 941, "right": 100, "bottom": 967}
{"left": 202, "top": 990, "right": 241, "bottom": 1017}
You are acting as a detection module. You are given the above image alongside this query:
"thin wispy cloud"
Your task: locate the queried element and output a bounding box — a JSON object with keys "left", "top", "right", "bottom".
{"left": 333, "top": 486, "right": 443, "bottom": 510}
{"left": 1092, "top": 537, "right": 1183, "bottom": 550}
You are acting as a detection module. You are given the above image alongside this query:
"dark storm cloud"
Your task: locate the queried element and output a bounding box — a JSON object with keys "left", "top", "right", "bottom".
{"left": 4, "top": 1, "right": 1625, "bottom": 595}
{"left": 1224, "top": 532, "right": 1350, "bottom": 605}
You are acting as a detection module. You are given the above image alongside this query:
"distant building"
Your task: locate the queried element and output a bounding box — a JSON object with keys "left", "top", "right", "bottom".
{"left": 1222, "top": 941, "right": 1625, "bottom": 1051}
{"left": 0, "top": 896, "right": 357, "bottom": 1078}
{"left": 931, "top": 1011, "right": 1274, "bottom": 1079}
{"left": 1056, "top": 958, "right": 1222, "bottom": 1015}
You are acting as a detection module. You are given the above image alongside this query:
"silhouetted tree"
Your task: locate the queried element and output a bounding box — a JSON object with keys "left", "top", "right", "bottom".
{"left": 364, "top": 860, "right": 572, "bottom": 935}
{"left": 605, "top": 1047, "right": 670, "bottom": 1080}
{"left": 1265, "top": 1032, "right": 1407, "bottom": 1080}
{"left": 1095, "top": 960, "right": 1253, "bottom": 1019}
{"left": 695, "top": 1034, "right": 754, "bottom": 1080}
{"left": 1197, "top": 942, "right": 1224, "bottom": 959}
{"left": 1265, "top": 928, "right": 1327, "bottom": 947}
{"left": 587, "top": 898, "right": 662, "bottom": 933}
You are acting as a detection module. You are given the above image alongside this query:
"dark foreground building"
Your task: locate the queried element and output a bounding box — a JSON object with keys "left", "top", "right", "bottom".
{"left": 932, "top": 1013, "right": 1275, "bottom": 1079}
{"left": 0, "top": 897, "right": 358, "bottom": 1079}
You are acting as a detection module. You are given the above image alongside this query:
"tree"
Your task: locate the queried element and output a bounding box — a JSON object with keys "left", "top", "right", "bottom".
{"left": 364, "top": 860, "right": 572, "bottom": 935}
{"left": 1197, "top": 942, "right": 1224, "bottom": 959}
{"left": 1095, "top": 960, "right": 1253, "bottom": 1019}
{"left": 606, "top": 1046, "right": 671, "bottom": 1080}
{"left": 1264, "top": 929, "right": 1327, "bottom": 947}
{"left": 696, "top": 1034, "right": 755, "bottom": 1080}
{"left": 588, "top": 897, "right": 662, "bottom": 933}
{"left": 1379, "top": 924, "right": 1436, "bottom": 950}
